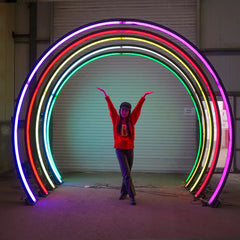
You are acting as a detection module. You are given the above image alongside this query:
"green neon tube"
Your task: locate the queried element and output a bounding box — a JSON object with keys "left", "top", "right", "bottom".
{"left": 44, "top": 52, "right": 202, "bottom": 183}
{"left": 37, "top": 37, "right": 210, "bottom": 190}
{"left": 122, "top": 37, "right": 212, "bottom": 187}
{"left": 35, "top": 38, "right": 122, "bottom": 187}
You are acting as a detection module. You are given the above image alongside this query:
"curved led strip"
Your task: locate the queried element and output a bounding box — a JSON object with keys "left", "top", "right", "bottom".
{"left": 13, "top": 83, "right": 37, "bottom": 203}
{"left": 35, "top": 37, "right": 123, "bottom": 188}
{"left": 29, "top": 27, "right": 216, "bottom": 197}
{"left": 43, "top": 50, "right": 120, "bottom": 182}
{"left": 123, "top": 21, "right": 233, "bottom": 204}
{"left": 39, "top": 36, "right": 209, "bottom": 190}
{"left": 30, "top": 29, "right": 214, "bottom": 195}
{"left": 13, "top": 20, "right": 233, "bottom": 206}
{"left": 26, "top": 30, "right": 123, "bottom": 191}
{"left": 122, "top": 30, "right": 219, "bottom": 193}
{"left": 13, "top": 25, "right": 122, "bottom": 203}
{"left": 23, "top": 30, "right": 216, "bottom": 201}
{"left": 41, "top": 47, "right": 204, "bottom": 182}
{"left": 122, "top": 36, "right": 210, "bottom": 186}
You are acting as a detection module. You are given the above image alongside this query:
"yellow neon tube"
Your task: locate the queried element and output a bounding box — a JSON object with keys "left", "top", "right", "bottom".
{"left": 36, "top": 35, "right": 212, "bottom": 191}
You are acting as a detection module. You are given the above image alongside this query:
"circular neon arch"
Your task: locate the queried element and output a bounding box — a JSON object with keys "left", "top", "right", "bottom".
{"left": 43, "top": 48, "right": 203, "bottom": 183}
{"left": 41, "top": 43, "right": 209, "bottom": 190}
{"left": 29, "top": 29, "right": 217, "bottom": 195}
{"left": 12, "top": 19, "right": 234, "bottom": 206}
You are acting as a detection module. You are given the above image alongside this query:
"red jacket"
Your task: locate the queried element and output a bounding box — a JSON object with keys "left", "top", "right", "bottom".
{"left": 105, "top": 96, "right": 145, "bottom": 149}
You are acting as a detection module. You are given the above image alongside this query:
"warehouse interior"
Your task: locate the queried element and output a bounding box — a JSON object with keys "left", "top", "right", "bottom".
{"left": 0, "top": 1, "right": 240, "bottom": 239}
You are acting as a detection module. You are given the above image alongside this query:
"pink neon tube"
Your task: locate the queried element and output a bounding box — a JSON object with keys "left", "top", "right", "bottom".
{"left": 123, "top": 20, "right": 233, "bottom": 204}
{"left": 123, "top": 29, "right": 221, "bottom": 196}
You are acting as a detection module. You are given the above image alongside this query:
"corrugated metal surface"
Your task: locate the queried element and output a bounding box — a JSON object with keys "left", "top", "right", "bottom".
{"left": 53, "top": 0, "right": 197, "bottom": 44}
{"left": 52, "top": 1, "right": 198, "bottom": 173}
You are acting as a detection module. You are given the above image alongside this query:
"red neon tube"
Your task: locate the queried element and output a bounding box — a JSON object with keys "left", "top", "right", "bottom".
{"left": 124, "top": 30, "right": 221, "bottom": 195}
{"left": 25, "top": 30, "right": 122, "bottom": 193}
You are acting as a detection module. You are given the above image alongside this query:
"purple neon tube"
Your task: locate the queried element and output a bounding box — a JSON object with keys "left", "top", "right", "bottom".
{"left": 13, "top": 21, "right": 121, "bottom": 203}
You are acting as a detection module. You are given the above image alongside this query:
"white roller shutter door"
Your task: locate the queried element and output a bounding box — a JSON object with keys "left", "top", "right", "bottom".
{"left": 52, "top": 0, "right": 198, "bottom": 173}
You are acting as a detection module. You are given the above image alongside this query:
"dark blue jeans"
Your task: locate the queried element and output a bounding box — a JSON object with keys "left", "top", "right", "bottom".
{"left": 115, "top": 148, "right": 135, "bottom": 198}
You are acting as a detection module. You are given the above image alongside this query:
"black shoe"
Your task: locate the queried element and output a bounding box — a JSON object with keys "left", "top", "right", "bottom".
{"left": 119, "top": 194, "right": 127, "bottom": 200}
{"left": 130, "top": 198, "right": 136, "bottom": 205}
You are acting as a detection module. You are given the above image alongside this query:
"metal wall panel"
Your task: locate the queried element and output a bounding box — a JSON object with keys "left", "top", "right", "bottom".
{"left": 53, "top": 0, "right": 197, "bottom": 44}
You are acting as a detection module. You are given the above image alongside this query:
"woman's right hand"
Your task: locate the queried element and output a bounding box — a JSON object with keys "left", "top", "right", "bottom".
{"left": 96, "top": 87, "right": 107, "bottom": 97}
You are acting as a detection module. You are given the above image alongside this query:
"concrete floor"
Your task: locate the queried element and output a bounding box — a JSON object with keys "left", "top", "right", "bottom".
{"left": 0, "top": 171, "right": 240, "bottom": 240}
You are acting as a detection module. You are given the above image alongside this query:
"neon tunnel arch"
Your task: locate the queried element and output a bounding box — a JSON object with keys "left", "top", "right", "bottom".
{"left": 12, "top": 19, "right": 234, "bottom": 206}
{"left": 14, "top": 27, "right": 219, "bottom": 202}
{"left": 36, "top": 37, "right": 210, "bottom": 192}
{"left": 42, "top": 48, "right": 203, "bottom": 186}
{"left": 15, "top": 21, "right": 229, "bottom": 204}
{"left": 31, "top": 29, "right": 218, "bottom": 199}
{"left": 30, "top": 30, "right": 216, "bottom": 194}
{"left": 45, "top": 37, "right": 212, "bottom": 190}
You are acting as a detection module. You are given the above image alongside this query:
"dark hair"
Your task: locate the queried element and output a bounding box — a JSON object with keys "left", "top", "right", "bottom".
{"left": 120, "top": 102, "right": 131, "bottom": 110}
{"left": 116, "top": 116, "right": 132, "bottom": 138}
{"left": 117, "top": 102, "right": 132, "bottom": 137}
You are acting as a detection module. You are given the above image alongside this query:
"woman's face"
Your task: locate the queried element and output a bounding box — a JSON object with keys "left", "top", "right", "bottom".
{"left": 120, "top": 108, "right": 130, "bottom": 118}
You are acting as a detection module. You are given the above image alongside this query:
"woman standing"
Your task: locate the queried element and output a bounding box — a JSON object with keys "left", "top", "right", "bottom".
{"left": 97, "top": 87, "right": 153, "bottom": 205}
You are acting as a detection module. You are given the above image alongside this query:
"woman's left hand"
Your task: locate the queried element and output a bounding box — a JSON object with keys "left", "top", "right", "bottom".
{"left": 143, "top": 91, "right": 154, "bottom": 98}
